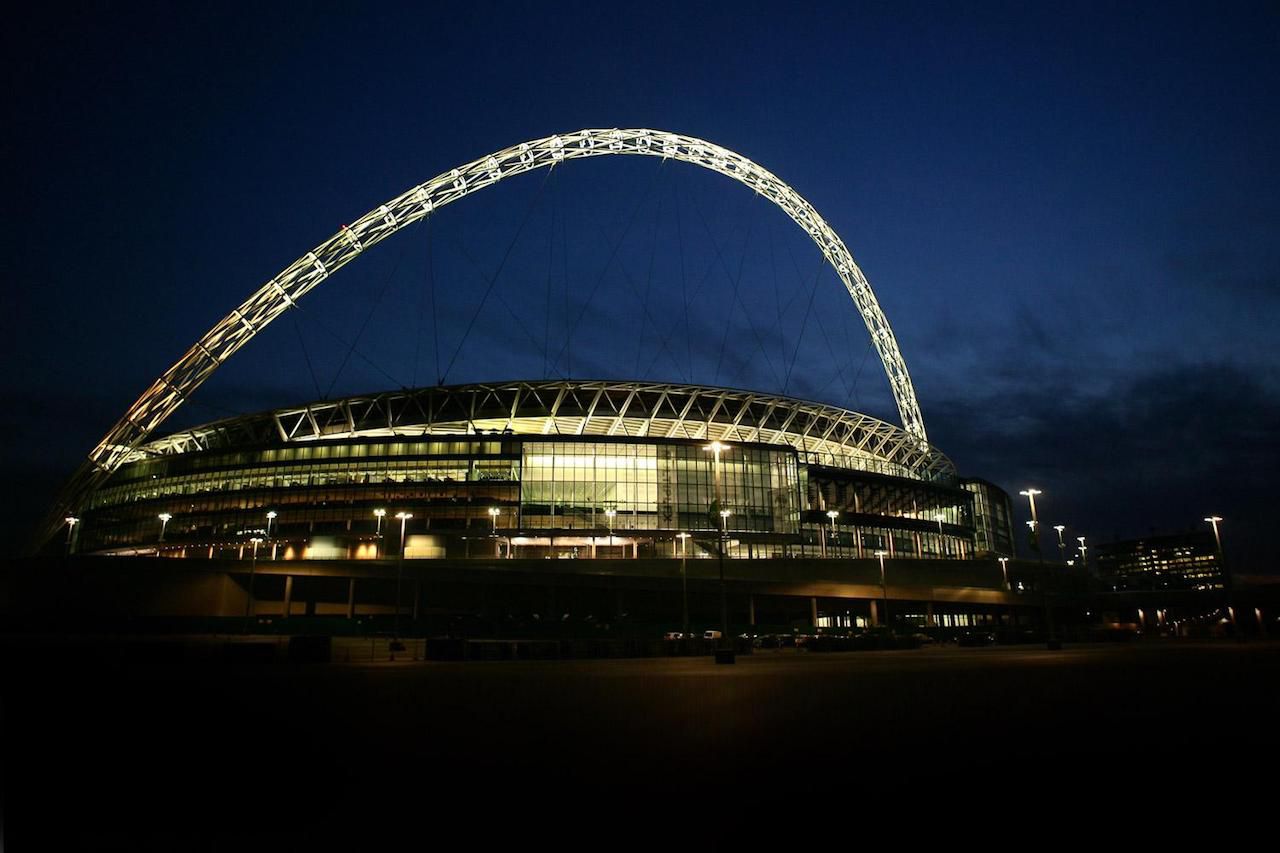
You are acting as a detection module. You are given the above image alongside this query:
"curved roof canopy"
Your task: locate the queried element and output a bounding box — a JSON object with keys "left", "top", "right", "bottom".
{"left": 123, "top": 380, "right": 956, "bottom": 483}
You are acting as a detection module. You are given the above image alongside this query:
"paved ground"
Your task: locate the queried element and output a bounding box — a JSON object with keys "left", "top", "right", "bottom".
{"left": 5, "top": 640, "right": 1278, "bottom": 845}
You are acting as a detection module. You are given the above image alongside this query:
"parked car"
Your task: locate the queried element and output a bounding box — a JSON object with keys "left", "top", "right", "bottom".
{"left": 703, "top": 630, "right": 722, "bottom": 640}
{"left": 663, "top": 631, "right": 684, "bottom": 640}
{"left": 956, "top": 630, "right": 996, "bottom": 647}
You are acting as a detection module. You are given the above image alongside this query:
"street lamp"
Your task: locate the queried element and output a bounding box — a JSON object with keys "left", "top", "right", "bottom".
{"left": 1053, "top": 524, "right": 1066, "bottom": 563}
{"left": 158, "top": 513, "right": 172, "bottom": 543}
{"left": 998, "top": 556, "right": 1009, "bottom": 590}
{"left": 1205, "top": 516, "right": 1234, "bottom": 632}
{"left": 393, "top": 512, "right": 413, "bottom": 641}
{"left": 488, "top": 506, "right": 502, "bottom": 558}
{"left": 605, "top": 508, "right": 617, "bottom": 556}
{"left": 64, "top": 516, "right": 79, "bottom": 555}
{"left": 1076, "top": 536, "right": 1088, "bottom": 568}
{"left": 875, "top": 550, "right": 889, "bottom": 628}
{"left": 1020, "top": 488, "right": 1056, "bottom": 649}
{"left": 266, "top": 510, "right": 277, "bottom": 559}
{"left": 718, "top": 507, "right": 733, "bottom": 660}
{"left": 703, "top": 441, "right": 733, "bottom": 663}
{"left": 245, "top": 536, "right": 263, "bottom": 629}
{"left": 1205, "top": 516, "right": 1224, "bottom": 553}
{"left": 935, "top": 512, "right": 945, "bottom": 558}
{"left": 676, "top": 532, "right": 690, "bottom": 637}
{"left": 373, "top": 508, "right": 386, "bottom": 558}
{"left": 1019, "top": 489, "right": 1041, "bottom": 544}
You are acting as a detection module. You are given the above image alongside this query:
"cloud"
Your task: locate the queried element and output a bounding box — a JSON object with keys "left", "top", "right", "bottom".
{"left": 927, "top": 360, "right": 1280, "bottom": 569}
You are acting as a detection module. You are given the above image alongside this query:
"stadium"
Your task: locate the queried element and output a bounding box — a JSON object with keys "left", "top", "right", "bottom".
{"left": 36, "top": 129, "right": 1040, "bottom": 639}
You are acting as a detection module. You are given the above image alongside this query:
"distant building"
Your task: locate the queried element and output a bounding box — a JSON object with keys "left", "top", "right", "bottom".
{"left": 960, "top": 478, "right": 1016, "bottom": 558}
{"left": 1093, "top": 531, "right": 1223, "bottom": 591}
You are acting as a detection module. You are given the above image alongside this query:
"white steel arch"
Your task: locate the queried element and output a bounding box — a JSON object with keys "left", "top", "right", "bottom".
{"left": 49, "top": 128, "right": 928, "bottom": 537}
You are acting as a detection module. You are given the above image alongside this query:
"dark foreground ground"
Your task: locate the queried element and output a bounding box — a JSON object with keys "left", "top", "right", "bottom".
{"left": 4, "top": 639, "right": 1278, "bottom": 848}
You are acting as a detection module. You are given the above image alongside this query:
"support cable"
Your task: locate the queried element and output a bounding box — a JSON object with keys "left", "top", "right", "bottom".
{"left": 548, "top": 159, "right": 667, "bottom": 373}
{"left": 639, "top": 201, "right": 748, "bottom": 382}
{"left": 686, "top": 189, "right": 780, "bottom": 389}
{"left": 634, "top": 167, "right": 666, "bottom": 378}
{"left": 291, "top": 302, "right": 409, "bottom": 391}
{"left": 292, "top": 310, "right": 324, "bottom": 401}
{"left": 674, "top": 175, "right": 692, "bottom": 382}
{"left": 561, "top": 166, "right": 572, "bottom": 378}
{"left": 450, "top": 236, "right": 565, "bottom": 380}
{"left": 781, "top": 249, "right": 829, "bottom": 395}
{"left": 429, "top": 213, "right": 441, "bottom": 385}
{"left": 325, "top": 231, "right": 409, "bottom": 398}
{"left": 439, "top": 167, "right": 554, "bottom": 385}
{"left": 411, "top": 220, "right": 425, "bottom": 389}
{"left": 609, "top": 253, "right": 689, "bottom": 383}
{"left": 766, "top": 217, "right": 786, "bottom": 376}
{"left": 543, "top": 167, "right": 558, "bottom": 380}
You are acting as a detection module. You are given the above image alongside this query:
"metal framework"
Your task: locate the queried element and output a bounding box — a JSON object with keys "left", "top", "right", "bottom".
{"left": 123, "top": 380, "right": 955, "bottom": 483}
{"left": 46, "top": 129, "right": 930, "bottom": 541}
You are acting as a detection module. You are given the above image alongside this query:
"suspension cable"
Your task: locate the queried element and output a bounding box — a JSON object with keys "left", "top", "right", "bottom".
{"left": 439, "top": 167, "right": 554, "bottom": 385}
{"left": 634, "top": 167, "right": 666, "bottom": 378}
{"left": 326, "top": 230, "right": 409, "bottom": 398}
{"left": 292, "top": 310, "right": 324, "bottom": 401}
{"left": 548, "top": 159, "right": 667, "bottom": 374}
{"left": 782, "top": 249, "right": 828, "bottom": 395}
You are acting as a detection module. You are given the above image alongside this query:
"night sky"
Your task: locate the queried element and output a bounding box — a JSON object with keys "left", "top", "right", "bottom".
{"left": 4, "top": 2, "right": 1277, "bottom": 568}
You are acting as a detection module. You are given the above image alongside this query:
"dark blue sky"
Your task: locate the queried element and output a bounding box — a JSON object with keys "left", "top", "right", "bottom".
{"left": 4, "top": 1, "right": 1277, "bottom": 567}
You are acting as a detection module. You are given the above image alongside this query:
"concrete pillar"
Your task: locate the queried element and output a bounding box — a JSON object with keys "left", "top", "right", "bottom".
{"left": 346, "top": 578, "right": 356, "bottom": 619}
{"left": 811, "top": 597, "right": 819, "bottom": 628}
{"left": 926, "top": 601, "right": 935, "bottom": 628}
{"left": 749, "top": 595, "right": 756, "bottom": 626}
{"left": 282, "top": 575, "right": 293, "bottom": 617}
{"left": 869, "top": 599, "right": 879, "bottom": 626}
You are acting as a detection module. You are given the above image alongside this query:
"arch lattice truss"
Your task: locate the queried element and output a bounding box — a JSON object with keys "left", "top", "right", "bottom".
{"left": 51, "top": 128, "right": 929, "bottom": 537}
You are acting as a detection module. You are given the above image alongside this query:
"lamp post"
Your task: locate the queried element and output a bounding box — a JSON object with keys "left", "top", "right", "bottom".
{"left": 998, "top": 556, "right": 1010, "bottom": 590}
{"left": 935, "top": 513, "right": 945, "bottom": 558}
{"left": 703, "top": 441, "right": 733, "bottom": 663}
{"left": 676, "top": 532, "right": 690, "bottom": 638}
{"left": 1019, "top": 489, "right": 1042, "bottom": 544}
{"left": 827, "top": 510, "right": 840, "bottom": 556}
{"left": 605, "top": 508, "right": 617, "bottom": 557}
{"left": 1054, "top": 525, "right": 1066, "bottom": 563}
{"left": 265, "top": 510, "right": 277, "bottom": 559}
{"left": 373, "top": 508, "right": 386, "bottom": 558}
{"left": 245, "top": 536, "right": 263, "bottom": 630}
{"left": 1076, "top": 536, "right": 1088, "bottom": 569}
{"left": 488, "top": 506, "right": 501, "bottom": 557}
{"left": 393, "top": 512, "right": 413, "bottom": 642}
{"left": 1020, "top": 488, "right": 1057, "bottom": 649}
{"left": 718, "top": 508, "right": 732, "bottom": 654}
{"left": 875, "top": 550, "right": 889, "bottom": 628}
{"left": 64, "top": 516, "right": 79, "bottom": 556}
{"left": 1205, "top": 516, "right": 1235, "bottom": 634}
{"left": 158, "top": 513, "right": 171, "bottom": 544}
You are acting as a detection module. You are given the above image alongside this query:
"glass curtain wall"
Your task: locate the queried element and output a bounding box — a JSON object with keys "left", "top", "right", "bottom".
{"left": 520, "top": 441, "right": 799, "bottom": 534}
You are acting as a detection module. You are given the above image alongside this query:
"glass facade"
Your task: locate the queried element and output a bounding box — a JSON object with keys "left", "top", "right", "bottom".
{"left": 519, "top": 441, "right": 800, "bottom": 534}
{"left": 961, "top": 479, "right": 1015, "bottom": 558}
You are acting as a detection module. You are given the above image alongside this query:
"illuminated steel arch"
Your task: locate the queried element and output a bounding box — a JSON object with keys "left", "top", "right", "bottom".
{"left": 49, "top": 128, "right": 929, "bottom": 535}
